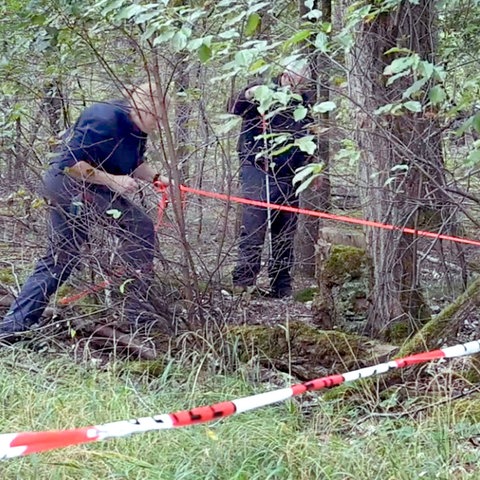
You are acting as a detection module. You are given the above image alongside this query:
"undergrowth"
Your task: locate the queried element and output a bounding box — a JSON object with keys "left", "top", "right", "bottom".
{"left": 0, "top": 347, "right": 479, "bottom": 479}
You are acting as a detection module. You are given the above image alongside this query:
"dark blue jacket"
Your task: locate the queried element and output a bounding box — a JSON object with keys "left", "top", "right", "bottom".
{"left": 228, "top": 80, "right": 313, "bottom": 176}
{"left": 51, "top": 100, "right": 147, "bottom": 176}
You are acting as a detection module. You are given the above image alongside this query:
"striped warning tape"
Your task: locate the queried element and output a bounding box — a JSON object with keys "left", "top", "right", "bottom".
{"left": 1, "top": 339, "right": 479, "bottom": 460}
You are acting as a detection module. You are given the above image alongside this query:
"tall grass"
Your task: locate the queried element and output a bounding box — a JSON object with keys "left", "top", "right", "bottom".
{"left": 0, "top": 347, "right": 479, "bottom": 479}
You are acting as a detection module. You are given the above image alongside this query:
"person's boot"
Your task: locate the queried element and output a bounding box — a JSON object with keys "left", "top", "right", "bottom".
{"left": 269, "top": 259, "right": 293, "bottom": 299}
{"left": 268, "top": 285, "right": 292, "bottom": 298}
{"left": 0, "top": 313, "right": 35, "bottom": 345}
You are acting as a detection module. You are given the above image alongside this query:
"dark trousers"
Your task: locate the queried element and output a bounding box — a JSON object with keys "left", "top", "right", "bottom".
{"left": 2, "top": 170, "right": 155, "bottom": 332}
{"left": 232, "top": 163, "right": 299, "bottom": 292}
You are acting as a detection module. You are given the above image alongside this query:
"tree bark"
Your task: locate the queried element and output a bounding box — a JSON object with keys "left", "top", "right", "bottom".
{"left": 295, "top": 0, "right": 332, "bottom": 277}
{"left": 349, "top": 0, "right": 452, "bottom": 339}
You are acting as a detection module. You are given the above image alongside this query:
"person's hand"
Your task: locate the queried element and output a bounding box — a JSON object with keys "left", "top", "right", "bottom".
{"left": 109, "top": 175, "right": 139, "bottom": 195}
{"left": 153, "top": 174, "right": 170, "bottom": 188}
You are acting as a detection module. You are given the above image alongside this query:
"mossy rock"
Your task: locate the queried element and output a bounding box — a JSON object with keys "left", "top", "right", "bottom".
{"left": 314, "top": 243, "right": 371, "bottom": 330}
{"left": 226, "top": 321, "right": 397, "bottom": 380}
{"left": 322, "top": 245, "right": 369, "bottom": 286}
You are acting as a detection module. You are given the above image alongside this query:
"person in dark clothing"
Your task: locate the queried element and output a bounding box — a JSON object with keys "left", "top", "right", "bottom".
{"left": 0, "top": 82, "right": 170, "bottom": 339}
{"left": 229, "top": 66, "right": 313, "bottom": 298}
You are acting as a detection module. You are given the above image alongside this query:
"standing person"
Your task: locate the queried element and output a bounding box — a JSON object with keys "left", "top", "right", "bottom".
{"left": 229, "top": 66, "right": 314, "bottom": 298}
{"left": 0, "top": 82, "right": 170, "bottom": 340}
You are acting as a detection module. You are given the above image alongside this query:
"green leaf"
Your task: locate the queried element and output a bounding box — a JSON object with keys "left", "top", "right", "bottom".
{"left": 106, "top": 209, "right": 122, "bottom": 220}
{"left": 172, "top": 29, "right": 188, "bottom": 52}
{"left": 134, "top": 9, "right": 160, "bottom": 24}
{"left": 293, "top": 163, "right": 323, "bottom": 184}
{"left": 234, "top": 49, "right": 255, "bottom": 68}
{"left": 119, "top": 279, "right": 134, "bottom": 295}
{"left": 374, "top": 103, "right": 396, "bottom": 115}
{"left": 402, "top": 77, "right": 428, "bottom": 99}
{"left": 293, "top": 164, "right": 325, "bottom": 195}
{"left": 390, "top": 164, "right": 409, "bottom": 172}
{"left": 153, "top": 28, "right": 176, "bottom": 45}
{"left": 284, "top": 29, "right": 313, "bottom": 48}
{"left": 312, "top": 101, "right": 336, "bottom": 113}
{"left": 198, "top": 44, "right": 212, "bottom": 63}
{"left": 403, "top": 101, "right": 422, "bottom": 113}
{"left": 216, "top": 115, "right": 241, "bottom": 134}
{"left": 384, "top": 57, "right": 415, "bottom": 76}
{"left": 418, "top": 60, "right": 434, "bottom": 79}
{"left": 115, "top": 4, "right": 144, "bottom": 21}
{"left": 248, "top": 58, "right": 267, "bottom": 74}
{"left": 305, "top": 9, "right": 322, "bottom": 20}
{"left": 384, "top": 47, "right": 414, "bottom": 56}
{"left": 247, "top": 1, "right": 270, "bottom": 14}
{"left": 294, "top": 135, "right": 316, "bottom": 155}
{"left": 271, "top": 144, "right": 294, "bottom": 157}
{"left": 293, "top": 105, "right": 308, "bottom": 121}
{"left": 188, "top": 38, "right": 204, "bottom": 50}
{"left": 473, "top": 113, "right": 480, "bottom": 134}
{"left": 314, "top": 32, "right": 328, "bottom": 53}
{"left": 428, "top": 85, "right": 446, "bottom": 105}
{"left": 466, "top": 149, "right": 480, "bottom": 166}
{"left": 385, "top": 70, "right": 410, "bottom": 86}
{"left": 245, "top": 13, "right": 261, "bottom": 36}
{"left": 218, "top": 29, "right": 240, "bottom": 39}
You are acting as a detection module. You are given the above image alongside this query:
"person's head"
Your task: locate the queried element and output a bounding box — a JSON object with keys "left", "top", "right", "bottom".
{"left": 279, "top": 62, "right": 310, "bottom": 90}
{"left": 128, "top": 82, "right": 169, "bottom": 134}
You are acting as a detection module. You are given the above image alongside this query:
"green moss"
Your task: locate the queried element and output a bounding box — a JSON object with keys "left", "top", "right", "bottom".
{"left": 293, "top": 287, "right": 318, "bottom": 303}
{"left": 56, "top": 283, "right": 76, "bottom": 299}
{"left": 117, "top": 358, "right": 167, "bottom": 378}
{"left": 462, "top": 367, "right": 480, "bottom": 384}
{"left": 0, "top": 268, "right": 15, "bottom": 284}
{"left": 226, "top": 321, "right": 390, "bottom": 379}
{"left": 388, "top": 322, "right": 410, "bottom": 344}
{"left": 396, "top": 278, "right": 480, "bottom": 357}
{"left": 322, "top": 245, "right": 367, "bottom": 286}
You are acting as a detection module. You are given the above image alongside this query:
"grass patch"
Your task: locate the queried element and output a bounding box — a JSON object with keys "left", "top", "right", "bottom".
{"left": 0, "top": 348, "right": 479, "bottom": 479}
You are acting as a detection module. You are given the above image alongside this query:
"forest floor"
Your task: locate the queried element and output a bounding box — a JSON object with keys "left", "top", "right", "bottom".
{"left": 2, "top": 193, "right": 480, "bottom": 478}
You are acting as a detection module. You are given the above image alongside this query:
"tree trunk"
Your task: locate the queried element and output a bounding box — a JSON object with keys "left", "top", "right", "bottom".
{"left": 295, "top": 0, "right": 332, "bottom": 277}
{"left": 349, "top": 0, "right": 451, "bottom": 339}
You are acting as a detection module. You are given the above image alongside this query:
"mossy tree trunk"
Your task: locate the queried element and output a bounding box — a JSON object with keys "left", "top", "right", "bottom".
{"left": 349, "top": 1, "right": 456, "bottom": 340}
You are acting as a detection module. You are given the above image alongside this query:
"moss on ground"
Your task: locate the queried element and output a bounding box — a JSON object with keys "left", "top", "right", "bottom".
{"left": 226, "top": 321, "right": 395, "bottom": 380}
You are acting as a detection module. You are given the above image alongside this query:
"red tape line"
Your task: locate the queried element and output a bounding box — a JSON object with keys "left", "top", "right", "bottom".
{"left": 180, "top": 185, "right": 480, "bottom": 247}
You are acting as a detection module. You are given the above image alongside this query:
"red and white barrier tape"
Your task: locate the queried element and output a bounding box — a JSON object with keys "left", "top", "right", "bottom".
{"left": 1, "top": 339, "right": 479, "bottom": 460}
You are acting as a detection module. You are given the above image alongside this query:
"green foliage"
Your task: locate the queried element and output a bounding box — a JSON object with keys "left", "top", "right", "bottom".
{"left": 293, "top": 162, "right": 325, "bottom": 195}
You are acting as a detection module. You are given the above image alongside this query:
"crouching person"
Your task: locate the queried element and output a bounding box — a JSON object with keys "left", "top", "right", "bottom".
{"left": 0, "top": 82, "right": 171, "bottom": 342}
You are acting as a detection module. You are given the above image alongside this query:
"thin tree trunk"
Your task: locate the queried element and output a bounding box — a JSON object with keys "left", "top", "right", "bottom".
{"left": 295, "top": 0, "right": 332, "bottom": 277}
